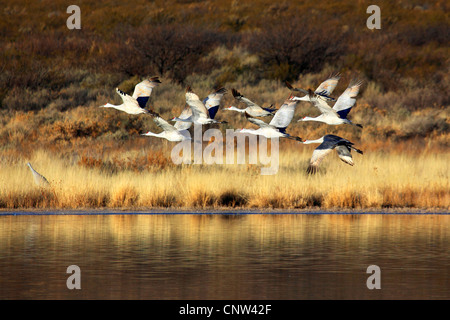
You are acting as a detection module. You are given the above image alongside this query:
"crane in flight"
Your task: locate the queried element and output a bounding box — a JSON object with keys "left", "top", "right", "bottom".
{"left": 225, "top": 88, "right": 277, "bottom": 117}
{"left": 100, "top": 77, "right": 161, "bottom": 114}
{"left": 141, "top": 110, "right": 191, "bottom": 142}
{"left": 302, "top": 134, "right": 363, "bottom": 174}
{"left": 299, "top": 80, "right": 364, "bottom": 128}
{"left": 170, "top": 86, "right": 228, "bottom": 125}
{"left": 267, "top": 96, "right": 301, "bottom": 133}
{"left": 286, "top": 72, "right": 341, "bottom": 102}
{"left": 173, "top": 87, "right": 227, "bottom": 131}
{"left": 239, "top": 107, "right": 302, "bottom": 142}
{"left": 202, "top": 87, "right": 228, "bottom": 119}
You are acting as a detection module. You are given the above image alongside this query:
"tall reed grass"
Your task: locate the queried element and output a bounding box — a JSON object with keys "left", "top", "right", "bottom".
{"left": 1, "top": 149, "right": 448, "bottom": 211}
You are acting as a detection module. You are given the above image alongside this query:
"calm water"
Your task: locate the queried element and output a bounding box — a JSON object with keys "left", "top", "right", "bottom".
{"left": 0, "top": 213, "right": 448, "bottom": 300}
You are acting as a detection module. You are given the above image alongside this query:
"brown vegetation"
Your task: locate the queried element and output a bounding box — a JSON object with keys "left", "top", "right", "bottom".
{"left": 0, "top": 0, "right": 448, "bottom": 210}
{"left": 0, "top": 149, "right": 448, "bottom": 211}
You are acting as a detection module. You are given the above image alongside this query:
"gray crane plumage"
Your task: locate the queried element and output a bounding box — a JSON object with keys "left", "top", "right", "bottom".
{"left": 303, "top": 134, "right": 363, "bottom": 174}
{"left": 27, "top": 162, "right": 50, "bottom": 187}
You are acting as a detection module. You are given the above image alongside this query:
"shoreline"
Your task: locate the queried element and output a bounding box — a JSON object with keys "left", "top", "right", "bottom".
{"left": 1, "top": 207, "right": 449, "bottom": 215}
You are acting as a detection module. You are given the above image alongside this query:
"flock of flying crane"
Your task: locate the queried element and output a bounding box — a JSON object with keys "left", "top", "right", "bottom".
{"left": 98, "top": 73, "right": 364, "bottom": 174}
{"left": 26, "top": 73, "right": 364, "bottom": 186}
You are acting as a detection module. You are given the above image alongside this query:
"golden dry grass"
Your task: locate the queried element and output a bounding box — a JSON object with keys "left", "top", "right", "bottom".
{"left": 0, "top": 148, "right": 448, "bottom": 211}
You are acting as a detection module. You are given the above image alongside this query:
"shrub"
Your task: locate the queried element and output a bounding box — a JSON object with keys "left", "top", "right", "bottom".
{"left": 105, "top": 25, "right": 225, "bottom": 83}
{"left": 244, "top": 16, "right": 347, "bottom": 82}
{"left": 218, "top": 190, "right": 248, "bottom": 207}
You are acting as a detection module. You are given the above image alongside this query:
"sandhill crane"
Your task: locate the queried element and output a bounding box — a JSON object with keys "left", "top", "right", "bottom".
{"left": 239, "top": 112, "right": 302, "bottom": 141}
{"left": 100, "top": 77, "right": 161, "bottom": 114}
{"left": 299, "top": 80, "right": 364, "bottom": 128}
{"left": 203, "top": 87, "right": 227, "bottom": 119}
{"left": 173, "top": 87, "right": 227, "bottom": 131}
{"left": 302, "top": 134, "right": 363, "bottom": 174}
{"left": 286, "top": 72, "right": 341, "bottom": 102}
{"left": 170, "top": 86, "right": 227, "bottom": 125}
{"left": 268, "top": 96, "right": 300, "bottom": 133}
{"left": 27, "top": 162, "right": 50, "bottom": 187}
{"left": 142, "top": 110, "right": 191, "bottom": 142}
{"left": 131, "top": 77, "right": 162, "bottom": 108}
{"left": 173, "top": 105, "right": 193, "bottom": 131}
{"left": 225, "top": 88, "right": 277, "bottom": 117}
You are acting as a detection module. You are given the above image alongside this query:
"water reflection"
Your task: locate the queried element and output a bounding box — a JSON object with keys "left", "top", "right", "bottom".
{"left": 0, "top": 214, "right": 448, "bottom": 299}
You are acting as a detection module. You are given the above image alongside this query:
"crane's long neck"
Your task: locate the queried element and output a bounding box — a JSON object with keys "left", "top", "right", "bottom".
{"left": 301, "top": 116, "right": 322, "bottom": 122}
{"left": 292, "top": 95, "right": 310, "bottom": 102}
{"left": 142, "top": 131, "right": 165, "bottom": 138}
{"left": 103, "top": 103, "right": 125, "bottom": 112}
{"left": 173, "top": 117, "right": 193, "bottom": 123}
{"left": 227, "top": 106, "right": 245, "bottom": 112}
{"left": 239, "top": 128, "right": 259, "bottom": 135}
{"left": 27, "top": 163, "right": 35, "bottom": 172}
{"left": 302, "top": 137, "right": 324, "bottom": 144}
